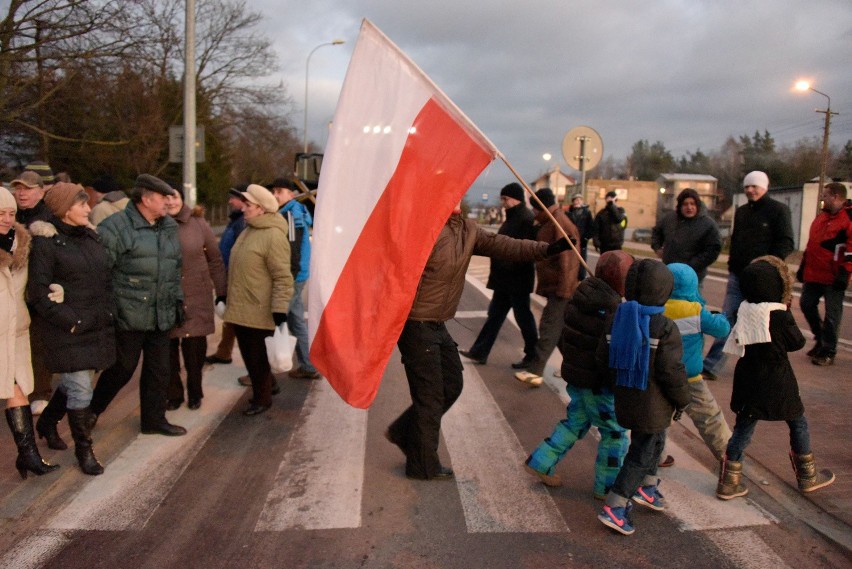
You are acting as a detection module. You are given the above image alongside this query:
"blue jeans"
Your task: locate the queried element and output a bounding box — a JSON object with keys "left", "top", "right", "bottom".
{"left": 725, "top": 414, "right": 810, "bottom": 462}
{"left": 288, "top": 280, "right": 316, "bottom": 373}
{"left": 704, "top": 273, "right": 743, "bottom": 375}
{"left": 607, "top": 431, "right": 666, "bottom": 506}
{"left": 800, "top": 282, "right": 844, "bottom": 355}
{"left": 469, "top": 290, "right": 538, "bottom": 359}
{"left": 58, "top": 370, "right": 95, "bottom": 410}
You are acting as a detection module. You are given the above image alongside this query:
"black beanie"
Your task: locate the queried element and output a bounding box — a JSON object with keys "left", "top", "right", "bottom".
{"left": 532, "top": 188, "right": 555, "bottom": 210}
{"left": 500, "top": 182, "right": 524, "bottom": 202}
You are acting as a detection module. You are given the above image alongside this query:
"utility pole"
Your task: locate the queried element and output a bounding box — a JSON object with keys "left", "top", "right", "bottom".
{"left": 183, "top": 0, "right": 197, "bottom": 207}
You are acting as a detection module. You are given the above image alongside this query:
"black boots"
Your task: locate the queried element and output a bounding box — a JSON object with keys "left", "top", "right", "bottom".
{"left": 67, "top": 408, "right": 104, "bottom": 476}
{"left": 36, "top": 390, "right": 69, "bottom": 450}
{"left": 5, "top": 406, "right": 60, "bottom": 479}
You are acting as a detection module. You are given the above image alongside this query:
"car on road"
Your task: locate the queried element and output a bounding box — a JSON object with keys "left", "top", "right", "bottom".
{"left": 631, "top": 228, "right": 652, "bottom": 243}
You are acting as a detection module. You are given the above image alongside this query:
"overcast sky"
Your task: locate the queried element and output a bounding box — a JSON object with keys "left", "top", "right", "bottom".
{"left": 253, "top": 0, "right": 852, "bottom": 195}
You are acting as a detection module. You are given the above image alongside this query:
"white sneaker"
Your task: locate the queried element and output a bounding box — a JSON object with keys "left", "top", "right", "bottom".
{"left": 30, "top": 400, "right": 48, "bottom": 416}
{"left": 514, "top": 371, "right": 543, "bottom": 387}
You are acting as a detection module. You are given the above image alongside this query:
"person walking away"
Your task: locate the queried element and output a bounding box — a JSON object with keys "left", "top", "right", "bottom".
{"left": 703, "top": 171, "right": 794, "bottom": 380}
{"left": 797, "top": 182, "right": 851, "bottom": 366}
{"left": 0, "top": 186, "right": 59, "bottom": 478}
{"left": 459, "top": 182, "right": 538, "bottom": 366}
{"left": 223, "top": 185, "right": 293, "bottom": 416}
{"left": 164, "top": 187, "right": 226, "bottom": 410}
{"left": 525, "top": 251, "right": 634, "bottom": 498}
{"left": 567, "top": 193, "right": 595, "bottom": 280}
{"left": 652, "top": 188, "right": 721, "bottom": 285}
{"left": 596, "top": 259, "right": 689, "bottom": 536}
{"left": 661, "top": 263, "right": 731, "bottom": 463}
{"left": 206, "top": 185, "right": 247, "bottom": 366}
{"left": 386, "top": 206, "right": 571, "bottom": 480}
{"left": 89, "top": 175, "right": 186, "bottom": 436}
{"left": 593, "top": 190, "right": 627, "bottom": 253}
{"left": 28, "top": 184, "right": 116, "bottom": 475}
{"left": 270, "top": 178, "right": 320, "bottom": 379}
{"left": 717, "top": 256, "right": 834, "bottom": 499}
{"left": 514, "top": 188, "right": 580, "bottom": 385}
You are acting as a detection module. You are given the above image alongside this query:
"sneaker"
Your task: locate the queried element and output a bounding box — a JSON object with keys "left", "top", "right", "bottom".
{"left": 459, "top": 350, "right": 487, "bottom": 365}
{"left": 30, "top": 399, "right": 48, "bottom": 416}
{"left": 598, "top": 503, "right": 635, "bottom": 535}
{"left": 524, "top": 463, "right": 563, "bottom": 487}
{"left": 632, "top": 482, "right": 667, "bottom": 511}
{"left": 514, "top": 371, "right": 543, "bottom": 387}
{"left": 811, "top": 354, "right": 835, "bottom": 366}
{"left": 288, "top": 367, "right": 321, "bottom": 379}
{"left": 701, "top": 368, "right": 718, "bottom": 381}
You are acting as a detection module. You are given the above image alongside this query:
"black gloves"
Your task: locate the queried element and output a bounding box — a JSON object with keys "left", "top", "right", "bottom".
{"left": 215, "top": 295, "right": 227, "bottom": 305}
{"left": 175, "top": 300, "right": 186, "bottom": 326}
{"left": 273, "top": 312, "right": 288, "bottom": 326}
{"left": 546, "top": 237, "right": 573, "bottom": 256}
{"left": 833, "top": 268, "right": 849, "bottom": 291}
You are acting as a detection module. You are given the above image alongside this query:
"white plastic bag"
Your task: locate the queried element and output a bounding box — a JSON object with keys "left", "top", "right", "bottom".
{"left": 265, "top": 324, "right": 294, "bottom": 373}
{"left": 214, "top": 301, "right": 226, "bottom": 319}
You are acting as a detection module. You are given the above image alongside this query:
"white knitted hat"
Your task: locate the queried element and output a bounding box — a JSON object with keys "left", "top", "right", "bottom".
{"left": 742, "top": 171, "right": 769, "bottom": 190}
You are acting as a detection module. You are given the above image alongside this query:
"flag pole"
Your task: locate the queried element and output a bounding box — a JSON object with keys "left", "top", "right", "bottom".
{"left": 499, "top": 154, "right": 592, "bottom": 275}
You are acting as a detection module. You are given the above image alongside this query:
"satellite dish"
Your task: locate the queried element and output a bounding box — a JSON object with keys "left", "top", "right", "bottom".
{"left": 562, "top": 126, "right": 603, "bottom": 172}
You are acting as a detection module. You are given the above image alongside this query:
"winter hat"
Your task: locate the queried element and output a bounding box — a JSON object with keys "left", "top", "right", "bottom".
{"left": 134, "top": 174, "right": 175, "bottom": 197}
{"left": 571, "top": 193, "right": 584, "bottom": 202}
{"left": 0, "top": 186, "right": 17, "bottom": 211}
{"left": 242, "top": 184, "right": 279, "bottom": 213}
{"left": 742, "top": 171, "right": 769, "bottom": 190}
{"left": 90, "top": 174, "right": 121, "bottom": 195}
{"left": 605, "top": 190, "right": 618, "bottom": 199}
{"left": 667, "top": 263, "right": 705, "bottom": 304}
{"left": 44, "top": 182, "right": 88, "bottom": 218}
{"left": 740, "top": 255, "right": 793, "bottom": 305}
{"left": 595, "top": 250, "right": 634, "bottom": 297}
{"left": 500, "top": 182, "right": 524, "bottom": 202}
{"left": 532, "top": 188, "right": 555, "bottom": 210}
{"left": 24, "top": 161, "right": 54, "bottom": 184}
{"left": 10, "top": 171, "right": 43, "bottom": 189}
{"left": 676, "top": 187, "right": 700, "bottom": 208}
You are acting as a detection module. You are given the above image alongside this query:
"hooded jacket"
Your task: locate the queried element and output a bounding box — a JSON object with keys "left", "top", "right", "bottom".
{"left": 663, "top": 263, "right": 730, "bottom": 379}
{"left": 486, "top": 201, "right": 537, "bottom": 294}
{"left": 651, "top": 191, "right": 722, "bottom": 280}
{"left": 598, "top": 259, "right": 689, "bottom": 433}
{"left": 730, "top": 256, "right": 805, "bottom": 421}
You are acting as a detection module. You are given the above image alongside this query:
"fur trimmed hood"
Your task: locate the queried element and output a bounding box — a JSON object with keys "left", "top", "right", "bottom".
{"left": 741, "top": 254, "right": 794, "bottom": 305}
{"left": 0, "top": 223, "right": 30, "bottom": 272}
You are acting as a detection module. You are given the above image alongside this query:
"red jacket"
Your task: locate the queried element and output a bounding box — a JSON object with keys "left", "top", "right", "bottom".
{"left": 803, "top": 207, "right": 852, "bottom": 285}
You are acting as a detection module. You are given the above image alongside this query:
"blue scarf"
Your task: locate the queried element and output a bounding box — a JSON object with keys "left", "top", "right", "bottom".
{"left": 608, "top": 300, "right": 665, "bottom": 390}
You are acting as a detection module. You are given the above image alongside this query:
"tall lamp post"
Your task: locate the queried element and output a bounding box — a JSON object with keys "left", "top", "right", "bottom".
{"left": 795, "top": 80, "right": 839, "bottom": 218}
{"left": 304, "top": 40, "right": 345, "bottom": 154}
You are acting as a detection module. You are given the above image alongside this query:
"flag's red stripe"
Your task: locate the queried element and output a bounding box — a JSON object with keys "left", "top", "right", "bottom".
{"left": 311, "top": 98, "right": 492, "bottom": 408}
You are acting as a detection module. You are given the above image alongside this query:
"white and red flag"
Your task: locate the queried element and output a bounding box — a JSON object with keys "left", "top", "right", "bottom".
{"left": 308, "top": 19, "right": 498, "bottom": 408}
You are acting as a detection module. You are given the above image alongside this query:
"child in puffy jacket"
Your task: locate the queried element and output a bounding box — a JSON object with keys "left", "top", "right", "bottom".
{"left": 596, "top": 259, "right": 689, "bottom": 536}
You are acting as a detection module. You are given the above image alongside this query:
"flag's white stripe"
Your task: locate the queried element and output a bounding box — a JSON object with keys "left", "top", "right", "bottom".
{"left": 47, "top": 364, "right": 245, "bottom": 530}
{"left": 255, "top": 380, "right": 367, "bottom": 530}
{"left": 0, "top": 530, "right": 71, "bottom": 569}
{"left": 442, "top": 362, "right": 569, "bottom": 533}
{"left": 707, "top": 529, "right": 793, "bottom": 569}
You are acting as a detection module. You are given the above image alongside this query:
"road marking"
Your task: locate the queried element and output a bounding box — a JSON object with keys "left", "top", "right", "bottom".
{"left": 255, "top": 379, "right": 367, "bottom": 531}
{"left": 442, "top": 362, "right": 569, "bottom": 533}
{"left": 707, "top": 529, "right": 793, "bottom": 569}
{"left": 0, "top": 529, "right": 71, "bottom": 569}
{"left": 47, "top": 364, "right": 245, "bottom": 531}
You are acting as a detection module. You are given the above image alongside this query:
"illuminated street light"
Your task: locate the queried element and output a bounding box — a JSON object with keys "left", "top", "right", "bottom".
{"left": 304, "top": 40, "right": 345, "bottom": 154}
{"left": 794, "top": 79, "right": 839, "bottom": 217}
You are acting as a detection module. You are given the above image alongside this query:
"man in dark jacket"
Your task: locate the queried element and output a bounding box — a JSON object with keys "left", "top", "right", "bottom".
{"left": 797, "top": 182, "right": 851, "bottom": 366}
{"left": 593, "top": 190, "right": 627, "bottom": 253}
{"left": 651, "top": 188, "right": 721, "bottom": 284}
{"left": 568, "top": 193, "right": 595, "bottom": 280}
{"left": 460, "top": 183, "right": 538, "bottom": 366}
{"left": 89, "top": 174, "right": 187, "bottom": 436}
{"left": 386, "top": 209, "right": 569, "bottom": 480}
{"left": 703, "top": 171, "right": 794, "bottom": 379}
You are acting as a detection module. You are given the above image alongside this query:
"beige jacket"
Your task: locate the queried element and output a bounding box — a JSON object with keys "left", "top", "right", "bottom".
{"left": 0, "top": 224, "right": 34, "bottom": 398}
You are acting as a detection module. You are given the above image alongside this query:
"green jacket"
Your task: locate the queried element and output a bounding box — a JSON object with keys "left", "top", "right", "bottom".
{"left": 97, "top": 202, "right": 183, "bottom": 332}
{"left": 224, "top": 212, "right": 293, "bottom": 330}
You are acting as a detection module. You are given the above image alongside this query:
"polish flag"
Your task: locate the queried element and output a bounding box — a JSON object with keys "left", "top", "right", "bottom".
{"left": 308, "top": 19, "right": 498, "bottom": 408}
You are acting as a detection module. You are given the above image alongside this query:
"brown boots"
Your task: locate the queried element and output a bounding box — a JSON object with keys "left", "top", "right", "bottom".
{"left": 789, "top": 451, "right": 835, "bottom": 493}
{"left": 716, "top": 456, "right": 748, "bottom": 500}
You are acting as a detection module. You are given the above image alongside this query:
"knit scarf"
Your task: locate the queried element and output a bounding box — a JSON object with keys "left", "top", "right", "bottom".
{"left": 609, "top": 300, "right": 664, "bottom": 390}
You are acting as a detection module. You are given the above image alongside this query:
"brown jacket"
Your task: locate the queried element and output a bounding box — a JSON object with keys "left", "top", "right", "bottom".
{"left": 534, "top": 205, "right": 580, "bottom": 299}
{"left": 409, "top": 215, "right": 549, "bottom": 322}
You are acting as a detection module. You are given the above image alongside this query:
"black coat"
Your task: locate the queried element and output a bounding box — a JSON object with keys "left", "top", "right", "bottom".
{"left": 651, "top": 203, "right": 721, "bottom": 280}
{"left": 559, "top": 277, "right": 621, "bottom": 389}
{"left": 568, "top": 204, "right": 594, "bottom": 244}
{"left": 593, "top": 202, "right": 627, "bottom": 252}
{"left": 485, "top": 203, "right": 537, "bottom": 294}
{"left": 27, "top": 219, "right": 116, "bottom": 373}
{"left": 728, "top": 194, "right": 794, "bottom": 276}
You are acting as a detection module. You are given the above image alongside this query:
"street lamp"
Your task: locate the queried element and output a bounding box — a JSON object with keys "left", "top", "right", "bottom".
{"left": 795, "top": 80, "right": 839, "bottom": 217}
{"left": 304, "top": 39, "right": 345, "bottom": 154}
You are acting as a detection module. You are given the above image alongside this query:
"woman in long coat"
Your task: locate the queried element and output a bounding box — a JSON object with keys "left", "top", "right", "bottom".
{"left": 0, "top": 186, "right": 59, "bottom": 479}
{"left": 28, "top": 183, "right": 116, "bottom": 475}
{"left": 165, "top": 189, "right": 226, "bottom": 410}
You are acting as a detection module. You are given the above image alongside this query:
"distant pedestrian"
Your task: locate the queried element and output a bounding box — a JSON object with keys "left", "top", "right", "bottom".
{"left": 593, "top": 190, "right": 627, "bottom": 253}
{"left": 567, "top": 193, "right": 595, "bottom": 280}
{"left": 702, "top": 171, "right": 794, "bottom": 380}
{"left": 651, "top": 188, "right": 721, "bottom": 284}
{"left": 460, "top": 183, "right": 538, "bottom": 367}
{"left": 797, "top": 182, "right": 851, "bottom": 367}
{"left": 717, "top": 256, "right": 834, "bottom": 500}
